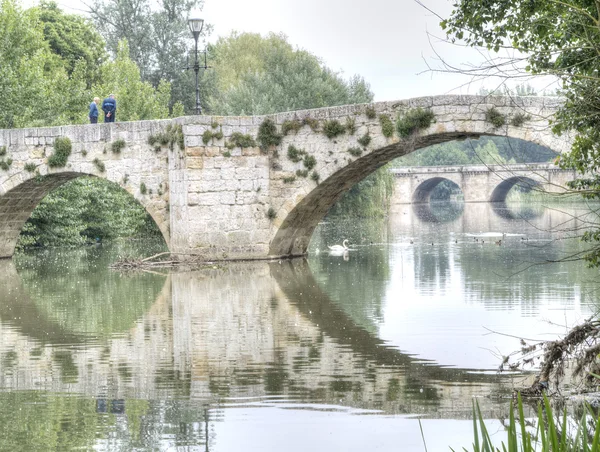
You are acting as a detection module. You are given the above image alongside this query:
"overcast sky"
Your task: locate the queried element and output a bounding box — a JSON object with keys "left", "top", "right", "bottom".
{"left": 55, "top": 0, "right": 556, "bottom": 101}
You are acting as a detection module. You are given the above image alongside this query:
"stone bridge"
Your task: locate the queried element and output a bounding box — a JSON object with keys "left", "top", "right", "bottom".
{"left": 391, "top": 163, "right": 577, "bottom": 204}
{"left": 0, "top": 95, "right": 573, "bottom": 260}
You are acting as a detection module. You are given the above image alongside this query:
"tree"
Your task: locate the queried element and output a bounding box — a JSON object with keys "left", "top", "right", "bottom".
{"left": 92, "top": 40, "right": 178, "bottom": 121}
{"left": 86, "top": 0, "right": 203, "bottom": 111}
{"left": 36, "top": 1, "right": 106, "bottom": 86}
{"left": 0, "top": 0, "right": 68, "bottom": 128}
{"left": 18, "top": 176, "right": 161, "bottom": 248}
{"left": 208, "top": 32, "right": 373, "bottom": 115}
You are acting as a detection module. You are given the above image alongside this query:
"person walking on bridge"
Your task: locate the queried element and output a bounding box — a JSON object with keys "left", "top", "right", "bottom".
{"left": 102, "top": 94, "right": 117, "bottom": 123}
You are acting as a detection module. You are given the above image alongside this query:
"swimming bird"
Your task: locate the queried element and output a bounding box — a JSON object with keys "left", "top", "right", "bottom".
{"left": 328, "top": 239, "right": 349, "bottom": 252}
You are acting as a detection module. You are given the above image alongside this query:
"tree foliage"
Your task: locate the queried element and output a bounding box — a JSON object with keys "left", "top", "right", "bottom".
{"left": 441, "top": 0, "right": 600, "bottom": 265}
{"left": 208, "top": 32, "right": 373, "bottom": 115}
{"left": 18, "top": 177, "right": 161, "bottom": 248}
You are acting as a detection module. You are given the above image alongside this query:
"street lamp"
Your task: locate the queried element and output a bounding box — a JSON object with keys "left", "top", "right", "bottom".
{"left": 188, "top": 17, "right": 205, "bottom": 115}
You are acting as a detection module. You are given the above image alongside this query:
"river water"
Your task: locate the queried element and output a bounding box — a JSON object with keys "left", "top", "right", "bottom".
{"left": 0, "top": 202, "right": 598, "bottom": 451}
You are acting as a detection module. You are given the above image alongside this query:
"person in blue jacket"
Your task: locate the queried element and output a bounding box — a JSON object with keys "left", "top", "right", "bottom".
{"left": 102, "top": 94, "right": 117, "bottom": 123}
{"left": 89, "top": 97, "right": 100, "bottom": 123}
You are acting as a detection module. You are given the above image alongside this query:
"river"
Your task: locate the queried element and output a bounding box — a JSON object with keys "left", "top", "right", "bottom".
{"left": 0, "top": 202, "right": 598, "bottom": 451}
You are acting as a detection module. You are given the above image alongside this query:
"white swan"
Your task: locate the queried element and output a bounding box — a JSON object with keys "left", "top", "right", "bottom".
{"left": 328, "top": 239, "right": 349, "bottom": 252}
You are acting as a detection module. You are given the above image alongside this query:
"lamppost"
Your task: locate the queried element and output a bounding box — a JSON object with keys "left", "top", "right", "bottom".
{"left": 188, "top": 17, "right": 205, "bottom": 115}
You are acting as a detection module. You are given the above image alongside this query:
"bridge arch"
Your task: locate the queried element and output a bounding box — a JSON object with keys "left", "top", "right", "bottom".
{"left": 0, "top": 171, "right": 169, "bottom": 257}
{"left": 269, "top": 119, "right": 569, "bottom": 257}
{"left": 489, "top": 176, "right": 539, "bottom": 203}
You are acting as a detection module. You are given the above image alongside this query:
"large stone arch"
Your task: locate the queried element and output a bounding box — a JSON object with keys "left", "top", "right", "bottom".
{"left": 0, "top": 171, "right": 170, "bottom": 258}
{"left": 267, "top": 95, "right": 571, "bottom": 257}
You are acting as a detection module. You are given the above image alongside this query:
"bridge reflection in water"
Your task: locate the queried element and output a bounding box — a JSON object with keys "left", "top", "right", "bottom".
{"left": 1, "top": 201, "right": 598, "bottom": 450}
{"left": 0, "top": 257, "right": 516, "bottom": 419}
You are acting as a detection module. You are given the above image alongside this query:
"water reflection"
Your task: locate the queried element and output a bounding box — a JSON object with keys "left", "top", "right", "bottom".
{"left": 0, "top": 204, "right": 598, "bottom": 450}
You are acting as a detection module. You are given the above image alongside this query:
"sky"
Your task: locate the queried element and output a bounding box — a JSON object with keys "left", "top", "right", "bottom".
{"left": 54, "top": 0, "right": 557, "bottom": 102}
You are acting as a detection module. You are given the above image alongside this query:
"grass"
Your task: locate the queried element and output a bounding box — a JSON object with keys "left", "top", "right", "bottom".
{"left": 322, "top": 120, "right": 346, "bottom": 139}
{"left": 111, "top": 139, "right": 126, "bottom": 153}
{"left": 397, "top": 108, "right": 436, "bottom": 138}
{"left": 485, "top": 107, "right": 506, "bottom": 128}
{"left": 454, "top": 393, "right": 600, "bottom": 452}
{"left": 48, "top": 137, "right": 72, "bottom": 168}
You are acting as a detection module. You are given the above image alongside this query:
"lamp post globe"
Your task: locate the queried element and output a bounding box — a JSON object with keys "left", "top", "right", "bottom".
{"left": 188, "top": 17, "right": 204, "bottom": 115}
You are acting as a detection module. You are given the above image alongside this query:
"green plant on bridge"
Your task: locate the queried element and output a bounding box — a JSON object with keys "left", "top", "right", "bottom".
{"left": 322, "top": 119, "right": 346, "bottom": 139}
{"left": 282, "top": 175, "right": 296, "bottom": 183}
{"left": 148, "top": 124, "right": 184, "bottom": 151}
{"left": 140, "top": 182, "right": 147, "bottom": 195}
{"left": 111, "top": 139, "right": 126, "bottom": 153}
{"left": 0, "top": 158, "right": 13, "bottom": 171}
{"left": 396, "top": 108, "right": 435, "bottom": 138}
{"left": 511, "top": 112, "right": 531, "bottom": 127}
{"left": 365, "top": 106, "right": 377, "bottom": 119}
{"left": 258, "top": 118, "right": 282, "bottom": 151}
{"left": 24, "top": 162, "right": 37, "bottom": 172}
{"left": 345, "top": 117, "right": 357, "bottom": 135}
{"left": 357, "top": 132, "right": 371, "bottom": 147}
{"left": 227, "top": 132, "right": 257, "bottom": 149}
{"left": 48, "top": 137, "right": 72, "bottom": 168}
{"left": 296, "top": 169, "right": 308, "bottom": 178}
{"left": 485, "top": 107, "right": 506, "bottom": 128}
{"left": 302, "top": 117, "right": 319, "bottom": 131}
{"left": 348, "top": 147, "right": 363, "bottom": 157}
{"left": 311, "top": 171, "right": 320, "bottom": 183}
{"left": 93, "top": 158, "right": 105, "bottom": 172}
{"left": 379, "top": 114, "right": 394, "bottom": 138}
{"left": 303, "top": 154, "right": 316, "bottom": 170}
{"left": 287, "top": 145, "right": 306, "bottom": 163}
{"left": 0, "top": 146, "right": 6, "bottom": 156}
{"left": 282, "top": 119, "right": 302, "bottom": 136}
{"left": 266, "top": 207, "right": 276, "bottom": 220}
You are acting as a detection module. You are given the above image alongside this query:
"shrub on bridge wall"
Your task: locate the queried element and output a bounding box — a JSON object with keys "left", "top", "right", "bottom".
{"left": 287, "top": 145, "right": 305, "bottom": 162}
{"left": 266, "top": 207, "right": 276, "bottom": 220}
{"left": 93, "top": 158, "right": 105, "bottom": 172}
{"left": 111, "top": 139, "right": 126, "bottom": 153}
{"left": 348, "top": 147, "right": 363, "bottom": 157}
{"left": 148, "top": 124, "right": 184, "bottom": 151}
{"left": 24, "top": 163, "right": 36, "bottom": 172}
{"left": 365, "top": 106, "right": 377, "bottom": 119}
{"left": 140, "top": 182, "right": 147, "bottom": 195}
{"left": 296, "top": 169, "right": 308, "bottom": 178}
{"left": 48, "top": 137, "right": 72, "bottom": 168}
{"left": 379, "top": 114, "right": 394, "bottom": 138}
{"left": 322, "top": 120, "right": 346, "bottom": 139}
{"left": 345, "top": 117, "right": 357, "bottom": 135}
{"left": 396, "top": 108, "right": 435, "bottom": 138}
{"left": 510, "top": 112, "right": 531, "bottom": 127}
{"left": 258, "top": 119, "right": 283, "bottom": 151}
{"left": 227, "top": 132, "right": 257, "bottom": 149}
{"left": 282, "top": 119, "right": 303, "bottom": 136}
{"left": 0, "top": 146, "right": 6, "bottom": 156}
{"left": 0, "top": 158, "right": 13, "bottom": 171}
{"left": 302, "top": 117, "right": 320, "bottom": 131}
{"left": 282, "top": 175, "right": 296, "bottom": 183}
{"left": 485, "top": 107, "right": 506, "bottom": 128}
{"left": 311, "top": 171, "right": 320, "bottom": 183}
{"left": 357, "top": 132, "right": 371, "bottom": 147}
{"left": 303, "top": 155, "right": 316, "bottom": 170}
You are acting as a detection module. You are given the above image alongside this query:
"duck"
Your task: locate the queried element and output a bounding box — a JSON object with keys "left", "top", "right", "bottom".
{"left": 495, "top": 240, "right": 502, "bottom": 246}
{"left": 328, "top": 239, "right": 349, "bottom": 252}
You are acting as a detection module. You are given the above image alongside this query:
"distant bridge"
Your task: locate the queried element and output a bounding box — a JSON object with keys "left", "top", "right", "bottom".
{"left": 0, "top": 95, "right": 574, "bottom": 260}
{"left": 391, "top": 163, "right": 577, "bottom": 204}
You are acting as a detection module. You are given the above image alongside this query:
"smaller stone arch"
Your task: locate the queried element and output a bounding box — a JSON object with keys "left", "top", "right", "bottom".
{"left": 412, "top": 177, "right": 463, "bottom": 204}
{"left": 0, "top": 172, "right": 170, "bottom": 258}
{"left": 489, "top": 176, "right": 540, "bottom": 203}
